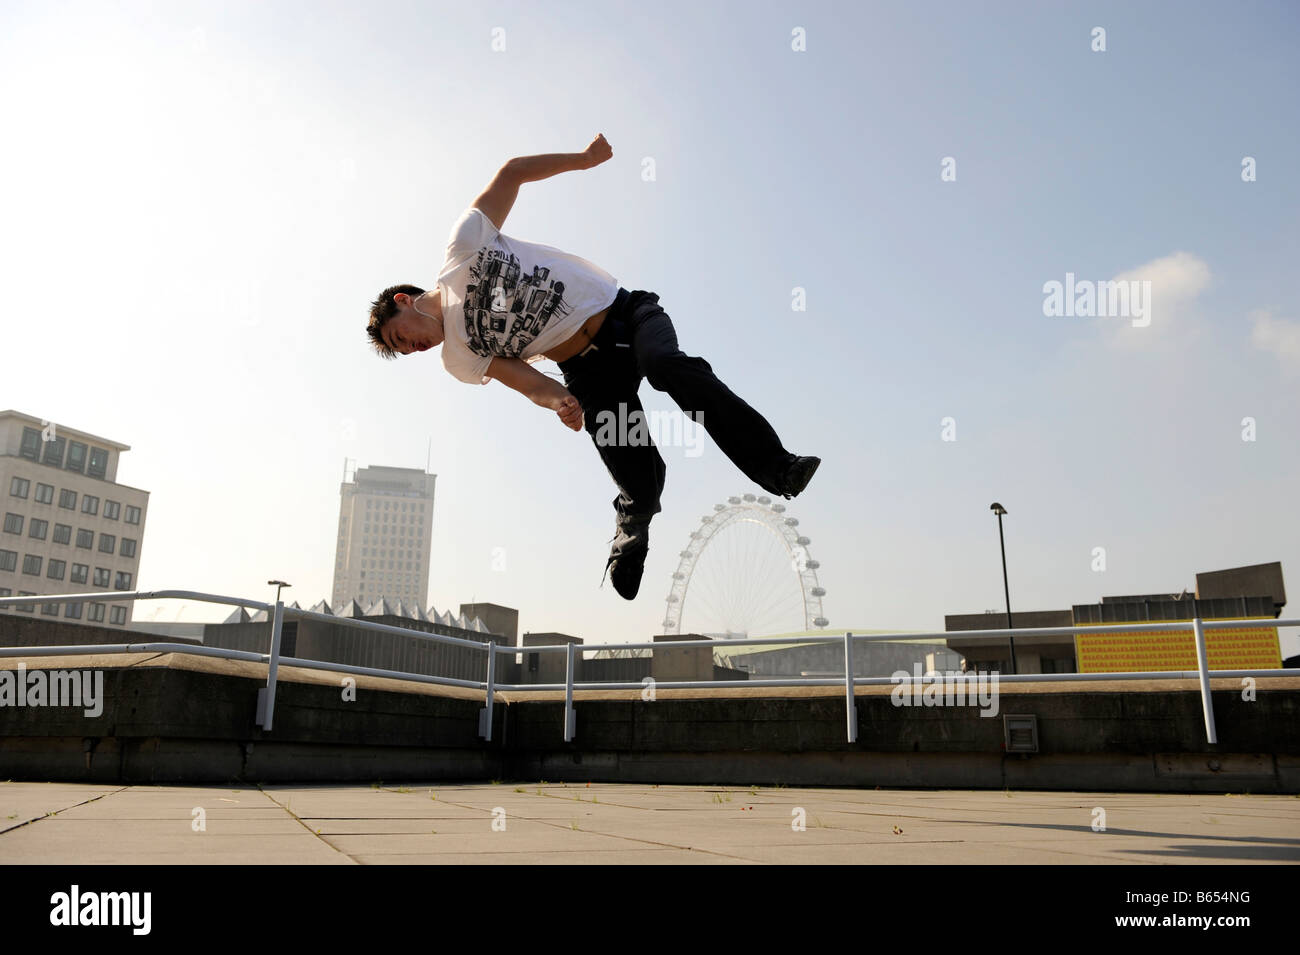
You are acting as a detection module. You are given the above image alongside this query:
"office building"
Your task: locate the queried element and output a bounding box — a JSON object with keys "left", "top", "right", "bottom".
{"left": 331, "top": 463, "right": 435, "bottom": 609}
{"left": 0, "top": 410, "right": 149, "bottom": 627}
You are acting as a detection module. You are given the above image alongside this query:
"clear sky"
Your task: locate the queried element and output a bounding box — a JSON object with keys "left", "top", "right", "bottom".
{"left": 2, "top": 0, "right": 1296, "bottom": 655}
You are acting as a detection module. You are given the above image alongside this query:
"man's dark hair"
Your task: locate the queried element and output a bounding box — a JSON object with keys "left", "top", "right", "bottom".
{"left": 366, "top": 283, "right": 425, "bottom": 360}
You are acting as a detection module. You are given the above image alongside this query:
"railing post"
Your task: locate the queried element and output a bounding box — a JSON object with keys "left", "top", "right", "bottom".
{"left": 844, "top": 631, "right": 858, "bottom": 743}
{"left": 256, "top": 599, "right": 284, "bottom": 731}
{"left": 1192, "top": 617, "right": 1218, "bottom": 744}
{"left": 563, "top": 641, "right": 576, "bottom": 741}
{"left": 479, "top": 641, "right": 497, "bottom": 740}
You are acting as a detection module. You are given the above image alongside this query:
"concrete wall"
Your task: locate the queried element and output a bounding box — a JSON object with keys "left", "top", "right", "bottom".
{"left": 4, "top": 654, "right": 1296, "bottom": 792}
{"left": 505, "top": 653, "right": 656, "bottom": 687}
{"left": 460, "top": 603, "right": 518, "bottom": 646}
{"left": 1197, "top": 561, "right": 1286, "bottom": 610}
{"left": 1073, "top": 595, "right": 1276, "bottom": 624}
{"left": 651, "top": 634, "right": 712, "bottom": 682}
{"left": 519, "top": 632, "right": 581, "bottom": 686}
{"left": 201, "top": 615, "right": 500, "bottom": 683}
{"left": 946, "top": 610, "right": 1074, "bottom": 631}
{"left": 0, "top": 615, "right": 200, "bottom": 649}
{"left": 728, "top": 639, "right": 959, "bottom": 679}
{"left": 943, "top": 596, "right": 1283, "bottom": 674}
{"left": 943, "top": 610, "right": 1076, "bottom": 673}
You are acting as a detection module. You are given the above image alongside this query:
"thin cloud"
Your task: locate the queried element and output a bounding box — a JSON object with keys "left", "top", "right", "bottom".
{"left": 1104, "top": 250, "right": 1211, "bottom": 349}
{"left": 1249, "top": 308, "right": 1300, "bottom": 373}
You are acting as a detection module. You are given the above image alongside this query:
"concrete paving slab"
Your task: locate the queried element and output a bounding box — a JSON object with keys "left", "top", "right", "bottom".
{"left": 318, "top": 819, "right": 662, "bottom": 857}
{"left": 721, "top": 841, "right": 1113, "bottom": 864}
{"left": 349, "top": 848, "right": 753, "bottom": 864}
{"left": 0, "top": 784, "right": 126, "bottom": 830}
{"left": 57, "top": 792, "right": 284, "bottom": 820}
{"left": 258, "top": 787, "right": 488, "bottom": 820}
{"left": 1, "top": 781, "right": 1295, "bottom": 864}
{"left": 0, "top": 824, "right": 349, "bottom": 864}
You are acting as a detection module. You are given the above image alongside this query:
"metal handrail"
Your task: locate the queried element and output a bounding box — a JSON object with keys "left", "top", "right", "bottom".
{"left": 0, "top": 590, "right": 1295, "bottom": 744}
{"left": 0, "top": 588, "right": 271, "bottom": 612}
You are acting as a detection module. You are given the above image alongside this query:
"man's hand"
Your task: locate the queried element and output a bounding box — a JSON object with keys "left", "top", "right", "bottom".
{"left": 548, "top": 392, "right": 584, "bottom": 431}
{"left": 582, "top": 133, "right": 613, "bottom": 169}
{"left": 486, "top": 356, "right": 585, "bottom": 431}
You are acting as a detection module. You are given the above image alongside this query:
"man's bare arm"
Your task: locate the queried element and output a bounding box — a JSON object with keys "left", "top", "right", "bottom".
{"left": 486, "top": 357, "right": 583, "bottom": 431}
{"left": 471, "top": 134, "right": 613, "bottom": 231}
{"left": 508, "top": 133, "right": 612, "bottom": 181}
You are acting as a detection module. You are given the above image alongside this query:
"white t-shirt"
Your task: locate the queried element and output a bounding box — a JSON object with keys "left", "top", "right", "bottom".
{"left": 435, "top": 206, "right": 619, "bottom": 385}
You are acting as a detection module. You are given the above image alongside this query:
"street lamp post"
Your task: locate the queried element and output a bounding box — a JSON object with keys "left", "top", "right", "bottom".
{"left": 268, "top": 579, "right": 291, "bottom": 604}
{"left": 989, "top": 504, "right": 1017, "bottom": 675}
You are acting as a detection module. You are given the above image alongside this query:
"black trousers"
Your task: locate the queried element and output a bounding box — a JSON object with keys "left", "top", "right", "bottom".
{"left": 556, "top": 287, "right": 794, "bottom": 526}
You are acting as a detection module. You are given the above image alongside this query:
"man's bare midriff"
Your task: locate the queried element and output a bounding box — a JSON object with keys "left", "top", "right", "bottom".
{"left": 540, "top": 305, "right": 610, "bottom": 363}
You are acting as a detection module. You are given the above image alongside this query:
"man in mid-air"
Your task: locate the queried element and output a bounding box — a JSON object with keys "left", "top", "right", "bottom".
{"left": 366, "top": 134, "right": 820, "bottom": 600}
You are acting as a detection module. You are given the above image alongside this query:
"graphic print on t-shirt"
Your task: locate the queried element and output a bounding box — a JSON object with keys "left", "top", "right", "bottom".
{"left": 463, "top": 246, "right": 573, "bottom": 358}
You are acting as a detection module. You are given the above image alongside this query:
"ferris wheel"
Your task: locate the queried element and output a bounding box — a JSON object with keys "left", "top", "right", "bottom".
{"left": 661, "top": 493, "right": 829, "bottom": 638}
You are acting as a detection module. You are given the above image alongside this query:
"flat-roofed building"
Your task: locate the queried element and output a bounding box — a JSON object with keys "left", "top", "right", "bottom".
{"left": 331, "top": 464, "right": 435, "bottom": 609}
{"left": 0, "top": 410, "right": 149, "bottom": 627}
{"left": 944, "top": 561, "right": 1287, "bottom": 673}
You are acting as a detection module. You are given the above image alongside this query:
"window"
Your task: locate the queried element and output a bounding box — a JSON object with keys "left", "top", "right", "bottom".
{"left": 47, "top": 559, "right": 66, "bottom": 581}
{"left": 53, "top": 524, "right": 71, "bottom": 545}
{"left": 103, "top": 500, "right": 120, "bottom": 520}
{"left": 0, "top": 550, "right": 16, "bottom": 572}
{"left": 28, "top": 518, "right": 48, "bottom": 540}
{"left": 109, "top": 605, "right": 127, "bottom": 625}
{"left": 19, "top": 428, "right": 41, "bottom": 461}
{"left": 34, "top": 483, "right": 54, "bottom": 505}
{"left": 58, "top": 488, "right": 77, "bottom": 509}
{"left": 98, "top": 533, "right": 115, "bottom": 554}
{"left": 114, "top": 571, "right": 132, "bottom": 590}
{"left": 65, "top": 441, "right": 87, "bottom": 473}
{"left": 22, "top": 554, "right": 41, "bottom": 575}
{"left": 9, "top": 477, "right": 29, "bottom": 499}
{"left": 70, "top": 563, "right": 88, "bottom": 585}
{"left": 120, "top": 538, "right": 137, "bottom": 558}
{"left": 42, "top": 435, "right": 66, "bottom": 468}
{"left": 16, "top": 591, "right": 36, "bottom": 612}
{"left": 64, "top": 602, "right": 82, "bottom": 620}
{"left": 93, "top": 567, "right": 110, "bottom": 587}
{"left": 124, "top": 505, "right": 141, "bottom": 525}
{"left": 87, "top": 602, "right": 106, "bottom": 622}
{"left": 75, "top": 529, "right": 93, "bottom": 549}
{"left": 87, "top": 447, "right": 108, "bottom": 479}
{"left": 41, "top": 600, "right": 60, "bottom": 616}
{"left": 81, "top": 495, "right": 99, "bottom": 516}
{"left": 4, "top": 513, "right": 23, "bottom": 535}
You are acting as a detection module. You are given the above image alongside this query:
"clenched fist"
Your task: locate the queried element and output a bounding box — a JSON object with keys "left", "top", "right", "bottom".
{"left": 552, "top": 393, "right": 584, "bottom": 431}
{"left": 583, "top": 133, "right": 613, "bottom": 169}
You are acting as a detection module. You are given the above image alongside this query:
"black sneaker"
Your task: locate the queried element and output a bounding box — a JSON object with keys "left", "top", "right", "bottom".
{"left": 601, "top": 517, "right": 651, "bottom": 600}
{"left": 778, "top": 454, "right": 821, "bottom": 499}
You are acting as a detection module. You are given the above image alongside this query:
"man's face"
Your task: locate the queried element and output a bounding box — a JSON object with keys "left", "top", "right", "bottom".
{"left": 383, "top": 292, "right": 444, "bottom": 356}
